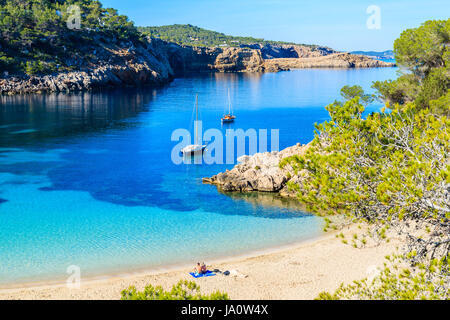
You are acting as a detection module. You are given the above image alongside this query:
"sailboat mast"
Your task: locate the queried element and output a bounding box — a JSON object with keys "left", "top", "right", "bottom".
{"left": 228, "top": 89, "right": 231, "bottom": 115}
{"left": 195, "top": 94, "right": 198, "bottom": 145}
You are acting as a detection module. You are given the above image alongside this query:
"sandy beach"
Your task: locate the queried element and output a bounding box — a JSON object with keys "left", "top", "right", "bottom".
{"left": 0, "top": 225, "right": 400, "bottom": 300}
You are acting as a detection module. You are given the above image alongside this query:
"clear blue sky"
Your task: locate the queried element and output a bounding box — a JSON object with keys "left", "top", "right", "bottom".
{"left": 101, "top": 0, "right": 449, "bottom": 51}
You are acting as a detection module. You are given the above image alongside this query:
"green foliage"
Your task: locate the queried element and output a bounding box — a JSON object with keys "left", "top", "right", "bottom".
{"left": 24, "top": 60, "right": 56, "bottom": 75}
{"left": 0, "top": 0, "right": 141, "bottom": 75}
{"left": 121, "top": 280, "right": 229, "bottom": 300}
{"left": 281, "top": 21, "right": 450, "bottom": 297}
{"left": 415, "top": 68, "right": 450, "bottom": 111}
{"left": 394, "top": 19, "right": 449, "bottom": 78}
{"left": 430, "top": 90, "right": 450, "bottom": 116}
{"left": 372, "top": 74, "right": 420, "bottom": 105}
{"left": 138, "top": 24, "right": 314, "bottom": 48}
{"left": 282, "top": 98, "right": 449, "bottom": 218}
{"left": 286, "top": 95, "right": 450, "bottom": 299}
{"left": 373, "top": 19, "right": 450, "bottom": 111}
{"left": 340, "top": 85, "right": 374, "bottom": 105}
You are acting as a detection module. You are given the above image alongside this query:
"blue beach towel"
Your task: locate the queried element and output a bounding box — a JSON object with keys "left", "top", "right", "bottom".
{"left": 189, "top": 270, "right": 216, "bottom": 278}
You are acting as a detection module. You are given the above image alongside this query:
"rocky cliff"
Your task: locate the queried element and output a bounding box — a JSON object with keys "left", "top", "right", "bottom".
{"left": 0, "top": 42, "right": 175, "bottom": 95}
{"left": 0, "top": 40, "right": 286, "bottom": 94}
{"left": 153, "top": 39, "right": 286, "bottom": 74}
{"left": 241, "top": 43, "right": 336, "bottom": 59}
{"left": 202, "top": 143, "right": 309, "bottom": 198}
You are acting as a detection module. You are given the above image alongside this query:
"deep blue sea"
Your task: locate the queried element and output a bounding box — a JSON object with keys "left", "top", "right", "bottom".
{"left": 0, "top": 68, "right": 398, "bottom": 286}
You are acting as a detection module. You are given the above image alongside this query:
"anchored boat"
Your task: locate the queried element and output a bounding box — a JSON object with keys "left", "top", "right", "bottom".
{"left": 221, "top": 89, "right": 236, "bottom": 123}
{"left": 181, "top": 94, "right": 207, "bottom": 155}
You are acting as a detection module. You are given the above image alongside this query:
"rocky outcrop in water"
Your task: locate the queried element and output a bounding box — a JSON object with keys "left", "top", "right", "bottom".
{"left": 202, "top": 143, "right": 309, "bottom": 197}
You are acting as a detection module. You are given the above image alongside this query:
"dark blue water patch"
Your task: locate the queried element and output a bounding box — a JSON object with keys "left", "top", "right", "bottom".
{"left": 0, "top": 198, "right": 7, "bottom": 204}
{"left": 0, "top": 149, "right": 21, "bottom": 154}
{"left": 1, "top": 180, "right": 27, "bottom": 186}
{"left": 0, "top": 161, "right": 63, "bottom": 176}
{"left": 0, "top": 89, "right": 158, "bottom": 148}
{"left": 38, "top": 143, "right": 309, "bottom": 218}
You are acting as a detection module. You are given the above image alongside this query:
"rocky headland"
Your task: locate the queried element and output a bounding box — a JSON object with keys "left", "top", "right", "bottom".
{"left": 0, "top": 41, "right": 394, "bottom": 95}
{"left": 202, "top": 143, "right": 309, "bottom": 198}
{"left": 265, "top": 52, "right": 395, "bottom": 69}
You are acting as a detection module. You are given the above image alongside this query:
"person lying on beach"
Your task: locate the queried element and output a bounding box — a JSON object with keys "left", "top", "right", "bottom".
{"left": 194, "top": 262, "right": 202, "bottom": 275}
{"left": 201, "top": 262, "right": 207, "bottom": 274}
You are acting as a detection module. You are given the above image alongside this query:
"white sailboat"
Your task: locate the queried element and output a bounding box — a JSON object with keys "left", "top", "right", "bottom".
{"left": 181, "top": 94, "right": 207, "bottom": 155}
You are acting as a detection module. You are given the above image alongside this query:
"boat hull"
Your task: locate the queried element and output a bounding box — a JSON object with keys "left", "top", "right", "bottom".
{"left": 181, "top": 144, "right": 207, "bottom": 155}
{"left": 221, "top": 118, "right": 234, "bottom": 123}
{"left": 221, "top": 115, "right": 236, "bottom": 123}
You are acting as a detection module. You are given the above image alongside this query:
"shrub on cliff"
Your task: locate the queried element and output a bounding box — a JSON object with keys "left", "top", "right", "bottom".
{"left": 372, "top": 19, "right": 450, "bottom": 112}
{"left": 121, "top": 280, "right": 229, "bottom": 300}
{"left": 282, "top": 19, "right": 449, "bottom": 300}
{"left": 282, "top": 93, "right": 449, "bottom": 299}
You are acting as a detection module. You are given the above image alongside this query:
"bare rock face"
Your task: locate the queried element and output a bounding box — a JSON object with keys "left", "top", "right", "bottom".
{"left": 155, "top": 40, "right": 287, "bottom": 74}
{"left": 214, "top": 47, "right": 265, "bottom": 72}
{"left": 265, "top": 52, "right": 395, "bottom": 70}
{"left": 241, "top": 43, "right": 337, "bottom": 59}
{"left": 203, "top": 143, "right": 308, "bottom": 196}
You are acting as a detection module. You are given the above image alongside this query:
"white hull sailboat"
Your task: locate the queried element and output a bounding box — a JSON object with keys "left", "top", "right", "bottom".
{"left": 181, "top": 94, "right": 206, "bottom": 155}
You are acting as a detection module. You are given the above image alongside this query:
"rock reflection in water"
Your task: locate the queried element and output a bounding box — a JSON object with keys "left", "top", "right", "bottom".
{"left": 218, "top": 190, "right": 312, "bottom": 218}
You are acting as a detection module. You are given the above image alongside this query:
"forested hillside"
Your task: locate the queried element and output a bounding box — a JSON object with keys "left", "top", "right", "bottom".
{"left": 138, "top": 24, "right": 315, "bottom": 48}
{"left": 0, "top": 0, "right": 140, "bottom": 75}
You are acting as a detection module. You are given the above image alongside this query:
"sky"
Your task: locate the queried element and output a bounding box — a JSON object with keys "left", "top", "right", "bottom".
{"left": 101, "top": 0, "right": 449, "bottom": 52}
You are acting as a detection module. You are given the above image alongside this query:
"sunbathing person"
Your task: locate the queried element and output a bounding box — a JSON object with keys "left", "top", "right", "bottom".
{"left": 201, "top": 262, "right": 207, "bottom": 274}
{"left": 194, "top": 262, "right": 202, "bottom": 275}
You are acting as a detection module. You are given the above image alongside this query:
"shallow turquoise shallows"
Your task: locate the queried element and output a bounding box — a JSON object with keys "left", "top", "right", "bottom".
{"left": 0, "top": 68, "right": 398, "bottom": 286}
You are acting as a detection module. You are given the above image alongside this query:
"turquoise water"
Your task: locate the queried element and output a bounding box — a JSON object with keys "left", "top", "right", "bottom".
{"left": 0, "top": 68, "right": 397, "bottom": 286}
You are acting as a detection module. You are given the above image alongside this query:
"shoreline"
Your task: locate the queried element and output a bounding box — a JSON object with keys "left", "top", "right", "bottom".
{"left": 0, "top": 232, "right": 324, "bottom": 291}
{"left": 0, "top": 225, "right": 400, "bottom": 300}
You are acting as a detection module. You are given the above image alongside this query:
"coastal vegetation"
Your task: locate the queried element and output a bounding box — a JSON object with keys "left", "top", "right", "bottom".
{"left": 0, "top": 0, "right": 140, "bottom": 75}
{"left": 121, "top": 280, "right": 229, "bottom": 300}
{"left": 281, "top": 19, "right": 449, "bottom": 299}
{"left": 138, "top": 24, "right": 313, "bottom": 48}
{"left": 372, "top": 19, "right": 449, "bottom": 114}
